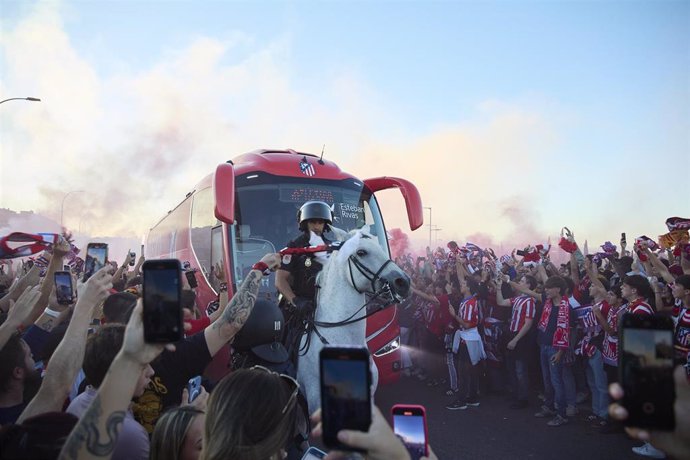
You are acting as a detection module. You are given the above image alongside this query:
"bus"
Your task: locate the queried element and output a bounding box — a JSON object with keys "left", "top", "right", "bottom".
{"left": 146, "top": 148, "right": 423, "bottom": 383}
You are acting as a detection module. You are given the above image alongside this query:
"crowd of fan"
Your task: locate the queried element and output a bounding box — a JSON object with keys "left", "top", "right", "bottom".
{"left": 0, "top": 221, "right": 689, "bottom": 460}
{"left": 0, "top": 238, "right": 430, "bottom": 460}
{"left": 394, "top": 223, "right": 690, "bottom": 458}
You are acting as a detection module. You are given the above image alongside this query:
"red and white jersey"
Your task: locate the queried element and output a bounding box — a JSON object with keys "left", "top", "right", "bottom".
{"left": 459, "top": 295, "right": 479, "bottom": 329}
{"left": 602, "top": 303, "right": 622, "bottom": 366}
{"left": 626, "top": 298, "right": 654, "bottom": 316}
{"left": 509, "top": 295, "right": 536, "bottom": 333}
{"left": 674, "top": 307, "right": 690, "bottom": 352}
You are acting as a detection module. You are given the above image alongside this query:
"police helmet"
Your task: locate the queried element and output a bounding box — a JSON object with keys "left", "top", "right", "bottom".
{"left": 298, "top": 201, "right": 333, "bottom": 232}
{"left": 233, "top": 299, "right": 288, "bottom": 364}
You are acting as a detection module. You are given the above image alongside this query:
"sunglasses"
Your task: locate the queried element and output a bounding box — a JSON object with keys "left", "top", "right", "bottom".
{"left": 250, "top": 365, "right": 300, "bottom": 415}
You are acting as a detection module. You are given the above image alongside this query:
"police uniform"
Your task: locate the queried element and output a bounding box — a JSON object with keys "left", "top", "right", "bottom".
{"left": 279, "top": 231, "right": 330, "bottom": 363}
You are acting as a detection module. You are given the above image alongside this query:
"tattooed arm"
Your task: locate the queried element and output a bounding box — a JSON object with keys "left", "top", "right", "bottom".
{"left": 19, "top": 267, "right": 113, "bottom": 423}
{"left": 204, "top": 253, "right": 281, "bottom": 357}
{"left": 59, "top": 302, "right": 170, "bottom": 460}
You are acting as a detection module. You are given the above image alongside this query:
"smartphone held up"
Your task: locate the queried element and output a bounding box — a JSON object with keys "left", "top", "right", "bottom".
{"left": 392, "top": 405, "right": 429, "bottom": 460}
{"left": 54, "top": 271, "right": 74, "bottom": 305}
{"left": 619, "top": 313, "right": 675, "bottom": 431}
{"left": 142, "top": 259, "right": 183, "bottom": 343}
{"left": 83, "top": 243, "right": 108, "bottom": 282}
{"left": 319, "top": 346, "right": 372, "bottom": 452}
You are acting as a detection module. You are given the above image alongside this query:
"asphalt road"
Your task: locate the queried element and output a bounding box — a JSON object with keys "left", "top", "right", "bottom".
{"left": 374, "top": 373, "right": 643, "bottom": 460}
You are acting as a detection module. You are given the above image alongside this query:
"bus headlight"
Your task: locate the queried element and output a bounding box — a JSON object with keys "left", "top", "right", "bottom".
{"left": 374, "top": 336, "right": 400, "bottom": 357}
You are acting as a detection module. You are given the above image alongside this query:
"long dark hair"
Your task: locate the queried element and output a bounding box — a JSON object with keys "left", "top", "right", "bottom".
{"left": 201, "top": 369, "right": 297, "bottom": 460}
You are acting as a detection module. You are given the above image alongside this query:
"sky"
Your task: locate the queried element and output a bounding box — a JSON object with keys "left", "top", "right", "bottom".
{"left": 1, "top": 0, "right": 688, "bottom": 256}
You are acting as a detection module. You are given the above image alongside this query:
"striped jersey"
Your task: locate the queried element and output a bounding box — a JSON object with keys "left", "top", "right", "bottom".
{"left": 459, "top": 295, "right": 479, "bottom": 329}
{"left": 626, "top": 298, "right": 654, "bottom": 316}
{"left": 508, "top": 295, "right": 536, "bottom": 333}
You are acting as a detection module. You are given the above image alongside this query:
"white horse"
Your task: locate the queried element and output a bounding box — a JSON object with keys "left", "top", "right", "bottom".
{"left": 296, "top": 229, "right": 411, "bottom": 414}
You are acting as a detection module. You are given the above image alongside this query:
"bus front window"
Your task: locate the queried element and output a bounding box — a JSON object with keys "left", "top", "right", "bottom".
{"left": 230, "top": 174, "right": 390, "bottom": 300}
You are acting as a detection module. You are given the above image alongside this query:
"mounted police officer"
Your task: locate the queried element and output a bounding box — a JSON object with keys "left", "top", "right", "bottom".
{"left": 276, "top": 200, "right": 333, "bottom": 366}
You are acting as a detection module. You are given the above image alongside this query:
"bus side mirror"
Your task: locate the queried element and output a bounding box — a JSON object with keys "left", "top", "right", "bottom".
{"left": 214, "top": 162, "right": 235, "bottom": 224}
{"left": 363, "top": 176, "right": 424, "bottom": 231}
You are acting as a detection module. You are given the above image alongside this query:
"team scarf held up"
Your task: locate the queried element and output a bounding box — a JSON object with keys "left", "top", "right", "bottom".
{"left": 0, "top": 232, "right": 59, "bottom": 259}
{"left": 537, "top": 295, "right": 571, "bottom": 349}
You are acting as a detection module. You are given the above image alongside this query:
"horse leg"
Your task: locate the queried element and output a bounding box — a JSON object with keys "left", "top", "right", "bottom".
{"left": 297, "top": 332, "right": 322, "bottom": 415}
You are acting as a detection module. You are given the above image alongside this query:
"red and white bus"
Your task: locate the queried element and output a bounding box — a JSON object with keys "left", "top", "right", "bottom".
{"left": 146, "top": 149, "right": 423, "bottom": 383}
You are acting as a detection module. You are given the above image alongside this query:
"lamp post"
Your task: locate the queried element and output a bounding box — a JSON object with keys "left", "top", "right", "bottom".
{"left": 61, "top": 190, "right": 84, "bottom": 228}
{"left": 0, "top": 97, "right": 41, "bottom": 105}
{"left": 432, "top": 226, "right": 442, "bottom": 244}
{"left": 424, "top": 206, "right": 432, "bottom": 247}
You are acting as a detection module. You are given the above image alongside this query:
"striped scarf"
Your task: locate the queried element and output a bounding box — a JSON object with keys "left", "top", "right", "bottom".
{"left": 538, "top": 295, "right": 571, "bottom": 349}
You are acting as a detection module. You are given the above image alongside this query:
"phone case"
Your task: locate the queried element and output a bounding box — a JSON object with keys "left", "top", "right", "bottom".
{"left": 391, "top": 404, "right": 429, "bottom": 458}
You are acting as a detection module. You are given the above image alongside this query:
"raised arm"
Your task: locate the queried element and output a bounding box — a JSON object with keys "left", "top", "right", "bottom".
{"left": 18, "top": 266, "right": 113, "bottom": 423}
{"left": 204, "top": 253, "right": 281, "bottom": 357}
{"left": 0, "top": 265, "right": 41, "bottom": 314}
{"left": 59, "top": 302, "right": 170, "bottom": 460}
{"left": 641, "top": 248, "right": 675, "bottom": 284}
{"left": 508, "top": 279, "right": 541, "bottom": 301}
{"left": 494, "top": 278, "right": 512, "bottom": 307}
{"left": 583, "top": 258, "right": 604, "bottom": 296}
{"left": 0, "top": 286, "right": 41, "bottom": 349}
{"left": 410, "top": 286, "right": 440, "bottom": 305}
{"left": 570, "top": 251, "right": 581, "bottom": 286}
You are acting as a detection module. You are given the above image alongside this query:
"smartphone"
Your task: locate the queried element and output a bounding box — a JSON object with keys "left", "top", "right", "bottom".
{"left": 301, "top": 446, "right": 326, "bottom": 460}
{"left": 54, "top": 271, "right": 74, "bottom": 305}
{"left": 619, "top": 313, "right": 675, "bottom": 430}
{"left": 516, "top": 249, "right": 527, "bottom": 257}
{"left": 129, "top": 251, "right": 136, "bottom": 267}
{"left": 319, "top": 346, "right": 372, "bottom": 451}
{"left": 142, "top": 259, "right": 183, "bottom": 343}
{"left": 184, "top": 269, "right": 199, "bottom": 289}
{"left": 621, "top": 232, "right": 627, "bottom": 244}
{"left": 187, "top": 376, "right": 202, "bottom": 403}
{"left": 392, "top": 405, "right": 429, "bottom": 460}
{"left": 83, "top": 243, "right": 108, "bottom": 282}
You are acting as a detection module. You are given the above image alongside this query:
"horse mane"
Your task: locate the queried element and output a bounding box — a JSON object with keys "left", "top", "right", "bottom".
{"left": 316, "top": 227, "right": 368, "bottom": 287}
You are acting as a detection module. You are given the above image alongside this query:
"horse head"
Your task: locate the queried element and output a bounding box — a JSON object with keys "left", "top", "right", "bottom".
{"left": 335, "top": 229, "right": 410, "bottom": 305}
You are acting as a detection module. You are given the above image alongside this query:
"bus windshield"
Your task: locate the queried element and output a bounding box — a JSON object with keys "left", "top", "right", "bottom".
{"left": 230, "top": 173, "right": 389, "bottom": 300}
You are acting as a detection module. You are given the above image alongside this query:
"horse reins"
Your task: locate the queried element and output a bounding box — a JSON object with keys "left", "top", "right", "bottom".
{"left": 306, "top": 254, "right": 400, "bottom": 347}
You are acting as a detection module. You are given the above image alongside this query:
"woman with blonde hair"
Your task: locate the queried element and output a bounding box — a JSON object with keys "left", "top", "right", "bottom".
{"left": 150, "top": 406, "right": 205, "bottom": 460}
{"left": 201, "top": 366, "right": 300, "bottom": 460}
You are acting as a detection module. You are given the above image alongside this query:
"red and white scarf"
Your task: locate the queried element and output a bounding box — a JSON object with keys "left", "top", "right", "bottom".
{"left": 538, "top": 295, "right": 571, "bottom": 349}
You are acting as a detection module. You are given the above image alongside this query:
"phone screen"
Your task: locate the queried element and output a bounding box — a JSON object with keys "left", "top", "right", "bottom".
{"left": 143, "top": 260, "right": 182, "bottom": 343}
{"left": 320, "top": 347, "right": 371, "bottom": 451}
{"left": 54, "top": 271, "right": 73, "bottom": 305}
{"left": 301, "top": 447, "right": 326, "bottom": 460}
{"left": 620, "top": 314, "right": 675, "bottom": 430}
{"left": 392, "top": 406, "right": 428, "bottom": 460}
{"left": 187, "top": 376, "right": 202, "bottom": 403}
{"left": 83, "top": 244, "right": 108, "bottom": 282}
{"left": 185, "top": 270, "right": 198, "bottom": 289}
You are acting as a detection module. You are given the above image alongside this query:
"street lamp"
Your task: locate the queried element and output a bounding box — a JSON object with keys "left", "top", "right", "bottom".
{"left": 61, "top": 190, "right": 84, "bottom": 228}
{"left": 432, "top": 226, "right": 443, "bottom": 244}
{"left": 0, "top": 97, "right": 41, "bottom": 105}
{"left": 424, "top": 206, "right": 432, "bottom": 247}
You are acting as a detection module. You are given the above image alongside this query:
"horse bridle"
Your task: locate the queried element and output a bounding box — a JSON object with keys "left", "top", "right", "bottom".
{"left": 303, "top": 252, "right": 401, "bottom": 349}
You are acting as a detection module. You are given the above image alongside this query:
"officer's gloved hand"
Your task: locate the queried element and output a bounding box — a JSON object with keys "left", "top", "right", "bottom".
{"left": 291, "top": 297, "right": 314, "bottom": 316}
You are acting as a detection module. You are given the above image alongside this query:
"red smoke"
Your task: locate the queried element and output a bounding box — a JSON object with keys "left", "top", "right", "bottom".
{"left": 388, "top": 228, "right": 410, "bottom": 259}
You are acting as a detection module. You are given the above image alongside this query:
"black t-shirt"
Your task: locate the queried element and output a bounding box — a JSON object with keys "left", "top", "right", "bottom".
{"left": 132, "top": 331, "right": 212, "bottom": 434}
{"left": 0, "top": 403, "right": 26, "bottom": 426}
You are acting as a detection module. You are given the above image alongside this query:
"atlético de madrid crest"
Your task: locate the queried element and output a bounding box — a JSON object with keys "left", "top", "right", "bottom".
{"left": 300, "top": 160, "right": 316, "bottom": 177}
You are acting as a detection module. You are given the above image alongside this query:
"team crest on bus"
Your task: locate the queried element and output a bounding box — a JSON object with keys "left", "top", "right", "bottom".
{"left": 300, "top": 161, "right": 316, "bottom": 177}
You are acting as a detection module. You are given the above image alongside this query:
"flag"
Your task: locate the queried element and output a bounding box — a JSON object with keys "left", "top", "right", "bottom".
{"left": 0, "top": 232, "right": 57, "bottom": 260}
{"left": 573, "top": 305, "right": 598, "bottom": 330}
{"left": 300, "top": 160, "right": 316, "bottom": 177}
